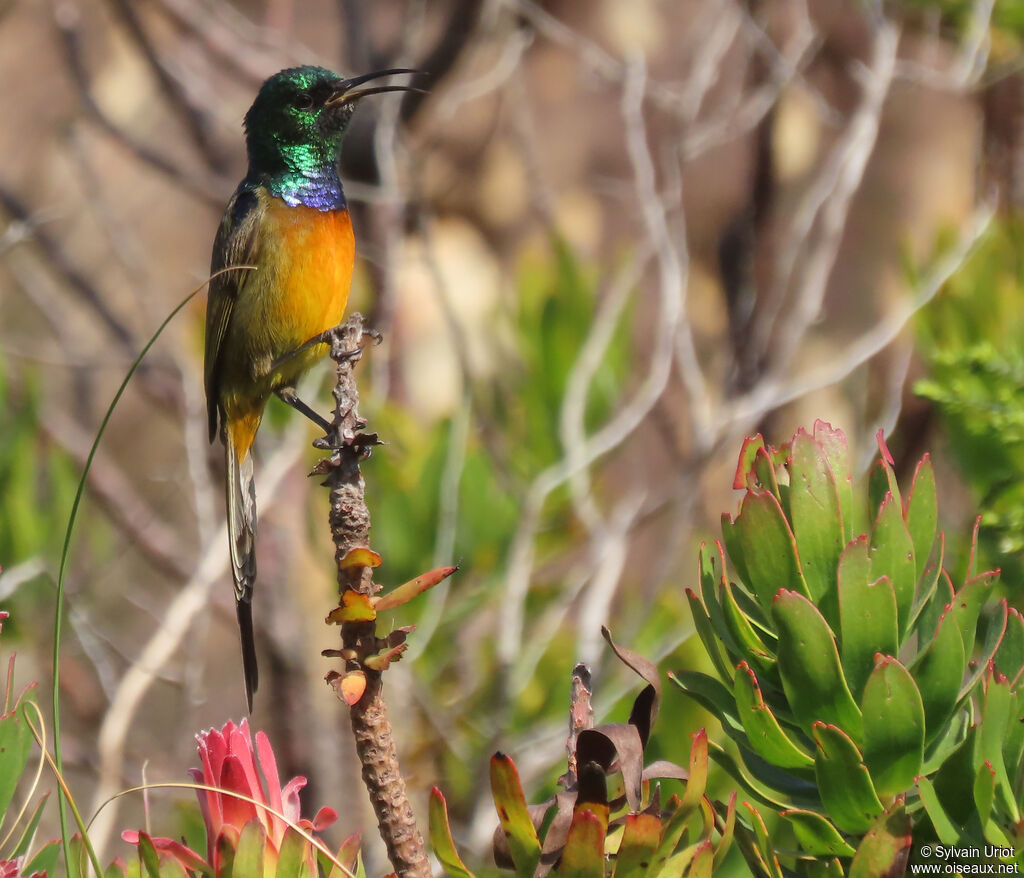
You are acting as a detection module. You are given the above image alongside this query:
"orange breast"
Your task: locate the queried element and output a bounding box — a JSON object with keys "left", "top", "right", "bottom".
{"left": 259, "top": 200, "right": 355, "bottom": 371}
{"left": 219, "top": 197, "right": 356, "bottom": 459}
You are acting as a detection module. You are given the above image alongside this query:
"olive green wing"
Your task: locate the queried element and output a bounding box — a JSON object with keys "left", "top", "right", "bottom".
{"left": 204, "top": 186, "right": 263, "bottom": 442}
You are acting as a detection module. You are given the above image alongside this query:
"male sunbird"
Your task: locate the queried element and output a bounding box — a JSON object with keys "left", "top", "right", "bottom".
{"left": 204, "top": 66, "right": 418, "bottom": 709}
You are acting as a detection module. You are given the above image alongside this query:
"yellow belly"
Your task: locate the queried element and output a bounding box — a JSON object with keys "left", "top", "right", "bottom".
{"left": 221, "top": 200, "right": 355, "bottom": 458}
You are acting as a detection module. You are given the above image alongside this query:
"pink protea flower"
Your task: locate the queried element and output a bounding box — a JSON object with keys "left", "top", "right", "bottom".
{"left": 123, "top": 719, "right": 336, "bottom": 875}
{"left": 0, "top": 859, "right": 41, "bottom": 878}
{"left": 190, "top": 719, "right": 336, "bottom": 863}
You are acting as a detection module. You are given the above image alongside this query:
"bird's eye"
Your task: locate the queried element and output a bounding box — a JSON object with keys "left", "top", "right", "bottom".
{"left": 293, "top": 92, "right": 314, "bottom": 111}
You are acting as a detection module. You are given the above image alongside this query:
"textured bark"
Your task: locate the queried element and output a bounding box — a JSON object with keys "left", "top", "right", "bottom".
{"left": 319, "top": 314, "right": 431, "bottom": 878}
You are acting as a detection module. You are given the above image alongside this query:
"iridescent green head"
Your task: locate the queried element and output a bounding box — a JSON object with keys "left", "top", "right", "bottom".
{"left": 242, "top": 65, "right": 417, "bottom": 210}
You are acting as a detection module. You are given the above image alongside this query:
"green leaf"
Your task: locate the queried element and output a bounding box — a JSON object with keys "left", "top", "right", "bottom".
{"left": 812, "top": 723, "right": 884, "bottom": 835}
{"left": 731, "top": 490, "right": 810, "bottom": 609}
{"left": 958, "top": 599, "right": 1009, "bottom": 701}
{"left": 995, "top": 607, "right": 1024, "bottom": 686}
{"left": 915, "top": 568, "right": 956, "bottom": 651}
{"left": 740, "top": 802, "right": 783, "bottom": 878}
{"left": 21, "top": 839, "right": 61, "bottom": 878}
{"left": 136, "top": 833, "right": 162, "bottom": 878}
{"left": 911, "top": 610, "right": 966, "bottom": 742}
{"left": 682, "top": 840, "right": 713, "bottom": 878}
{"left": 613, "top": 812, "right": 662, "bottom": 878}
{"left": 904, "top": 454, "right": 937, "bottom": 578}
{"left": 719, "top": 580, "right": 776, "bottom": 678}
{"left": 848, "top": 801, "right": 911, "bottom": 878}
{"left": 712, "top": 792, "right": 737, "bottom": 871}
{"left": 906, "top": 531, "right": 945, "bottom": 640}
{"left": 680, "top": 730, "right": 708, "bottom": 814}
{"left": 233, "top": 820, "right": 267, "bottom": 878}
{"left": 733, "top": 435, "right": 767, "bottom": 491}
{"left": 683, "top": 590, "right": 734, "bottom": 684}
{"left": 490, "top": 753, "right": 542, "bottom": 877}
{"left": 277, "top": 828, "right": 316, "bottom": 878}
{"left": 950, "top": 571, "right": 997, "bottom": 660}
{"left": 788, "top": 428, "right": 844, "bottom": 621}
{"left": 667, "top": 670, "right": 745, "bottom": 739}
{"left": 813, "top": 420, "right": 854, "bottom": 543}
{"left": 975, "top": 673, "right": 1018, "bottom": 822}
{"left": 10, "top": 790, "right": 49, "bottom": 858}
{"left": 974, "top": 761, "right": 996, "bottom": 823}
{"left": 916, "top": 776, "right": 961, "bottom": 845}
{"left": 869, "top": 493, "right": 916, "bottom": 634}
{"left": 860, "top": 657, "right": 925, "bottom": 796}
{"left": 429, "top": 788, "right": 476, "bottom": 878}
{"left": 779, "top": 809, "right": 856, "bottom": 857}
{"left": 0, "top": 706, "right": 33, "bottom": 816}
{"left": 706, "top": 743, "right": 792, "bottom": 811}
{"left": 556, "top": 810, "right": 605, "bottom": 878}
{"left": 733, "top": 662, "right": 814, "bottom": 768}
{"left": 837, "top": 536, "right": 898, "bottom": 700}
{"left": 697, "top": 544, "right": 742, "bottom": 660}
{"left": 772, "top": 590, "right": 862, "bottom": 740}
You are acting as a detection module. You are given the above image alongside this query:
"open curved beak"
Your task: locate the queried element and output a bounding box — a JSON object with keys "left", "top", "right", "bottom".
{"left": 325, "top": 68, "right": 426, "bottom": 107}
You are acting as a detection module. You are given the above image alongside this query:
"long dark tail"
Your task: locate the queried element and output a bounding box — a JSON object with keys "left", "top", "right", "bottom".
{"left": 226, "top": 437, "right": 258, "bottom": 711}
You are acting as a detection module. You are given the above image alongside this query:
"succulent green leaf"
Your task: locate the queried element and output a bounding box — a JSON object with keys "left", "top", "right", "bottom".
{"left": 712, "top": 792, "right": 737, "bottom": 871}
{"left": 733, "top": 662, "right": 814, "bottom": 768}
{"left": 772, "top": 590, "right": 862, "bottom": 740}
{"left": 848, "top": 800, "right": 911, "bottom": 878}
{"left": 905, "top": 531, "right": 945, "bottom": 639}
{"left": 556, "top": 810, "right": 605, "bottom": 878}
{"left": 429, "top": 787, "right": 476, "bottom": 878}
{"left": 813, "top": 420, "right": 854, "bottom": 543}
{"left": 1002, "top": 691, "right": 1024, "bottom": 783}
{"left": 911, "top": 609, "right": 966, "bottom": 742}
{"left": 869, "top": 493, "right": 916, "bottom": 634}
{"left": 680, "top": 730, "right": 708, "bottom": 814}
{"left": 233, "top": 820, "right": 267, "bottom": 878}
{"left": 904, "top": 454, "right": 937, "bottom": 577}
{"left": 741, "top": 801, "right": 783, "bottom": 878}
{"left": 837, "top": 535, "right": 898, "bottom": 700}
{"left": 753, "top": 447, "right": 782, "bottom": 503}
{"left": 860, "top": 657, "right": 925, "bottom": 796}
{"left": 719, "top": 581, "right": 776, "bottom": 677}
{"left": 958, "top": 599, "right": 1008, "bottom": 701}
{"left": 9, "top": 789, "right": 49, "bottom": 858}
{"left": 683, "top": 840, "right": 713, "bottom": 878}
{"left": 697, "top": 544, "right": 741, "bottom": 659}
{"left": 995, "top": 607, "right": 1024, "bottom": 687}
{"left": 974, "top": 761, "right": 996, "bottom": 824}
{"left": 683, "top": 590, "right": 734, "bottom": 684}
{"left": 613, "top": 812, "right": 662, "bottom": 878}
{"left": 277, "top": 829, "right": 316, "bottom": 878}
{"left": 928, "top": 724, "right": 976, "bottom": 825}
{"left": 0, "top": 705, "right": 33, "bottom": 817}
{"left": 733, "top": 490, "right": 810, "bottom": 609}
{"left": 136, "top": 833, "right": 162, "bottom": 878}
{"left": 706, "top": 743, "right": 794, "bottom": 811}
{"left": 975, "top": 673, "right": 1019, "bottom": 822}
{"left": 916, "top": 776, "right": 961, "bottom": 845}
{"left": 950, "top": 571, "right": 998, "bottom": 660}
{"left": 158, "top": 859, "right": 189, "bottom": 878}
{"left": 803, "top": 859, "right": 844, "bottom": 878}
{"left": 720, "top": 513, "right": 753, "bottom": 600}
{"left": 22, "top": 839, "right": 61, "bottom": 878}
{"left": 779, "top": 808, "right": 856, "bottom": 857}
{"left": 667, "top": 670, "right": 745, "bottom": 740}
{"left": 490, "top": 753, "right": 542, "bottom": 877}
{"left": 733, "top": 435, "right": 767, "bottom": 490}
{"left": 871, "top": 431, "right": 902, "bottom": 509}
{"left": 789, "top": 428, "right": 844, "bottom": 617}
{"left": 915, "top": 568, "right": 955, "bottom": 650}
{"left": 812, "top": 723, "right": 884, "bottom": 835}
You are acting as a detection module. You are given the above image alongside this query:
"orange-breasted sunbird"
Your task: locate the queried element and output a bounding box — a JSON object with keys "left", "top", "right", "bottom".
{"left": 204, "top": 66, "right": 417, "bottom": 710}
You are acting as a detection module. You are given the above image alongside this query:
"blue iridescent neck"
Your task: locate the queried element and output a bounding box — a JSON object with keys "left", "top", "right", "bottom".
{"left": 251, "top": 142, "right": 347, "bottom": 211}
